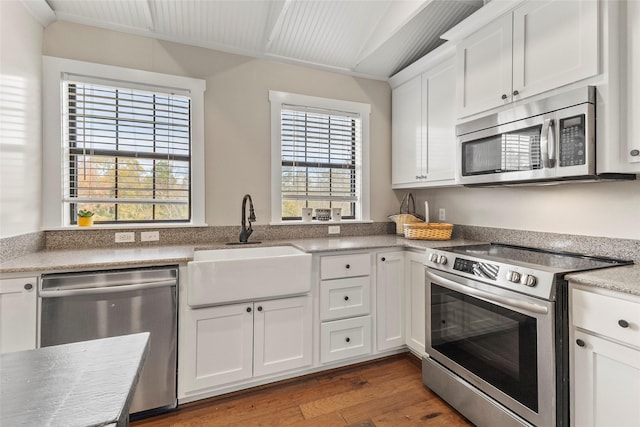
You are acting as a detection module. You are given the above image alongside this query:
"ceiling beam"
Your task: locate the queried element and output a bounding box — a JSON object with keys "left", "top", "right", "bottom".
{"left": 142, "top": 0, "right": 155, "bottom": 32}
{"left": 20, "top": 0, "right": 56, "bottom": 27}
{"left": 263, "top": 0, "right": 292, "bottom": 53}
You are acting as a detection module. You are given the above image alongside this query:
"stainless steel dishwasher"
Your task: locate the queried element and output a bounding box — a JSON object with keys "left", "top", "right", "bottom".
{"left": 39, "top": 266, "right": 178, "bottom": 416}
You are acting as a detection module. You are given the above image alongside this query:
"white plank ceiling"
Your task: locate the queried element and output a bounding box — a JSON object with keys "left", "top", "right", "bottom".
{"left": 24, "top": 0, "right": 484, "bottom": 79}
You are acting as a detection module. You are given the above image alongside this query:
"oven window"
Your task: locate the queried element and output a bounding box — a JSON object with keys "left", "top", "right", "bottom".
{"left": 431, "top": 284, "right": 538, "bottom": 412}
{"left": 462, "top": 125, "right": 542, "bottom": 176}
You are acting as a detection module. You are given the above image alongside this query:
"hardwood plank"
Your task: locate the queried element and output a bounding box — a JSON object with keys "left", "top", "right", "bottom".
{"left": 132, "top": 355, "right": 473, "bottom": 427}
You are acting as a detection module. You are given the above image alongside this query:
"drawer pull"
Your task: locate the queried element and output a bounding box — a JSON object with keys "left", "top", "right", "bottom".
{"left": 381, "top": 257, "right": 386, "bottom": 262}
{"left": 345, "top": 264, "right": 350, "bottom": 269}
{"left": 618, "top": 319, "right": 630, "bottom": 328}
{"left": 576, "top": 339, "right": 586, "bottom": 347}
{"left": 24, "top": 283, "right": 33, "bottom": 291}
{"left": 344, "top": 296, "right": 349, "bottom": 301}
{"left": 345, "top": 337, "right": 351, "bottom": 343}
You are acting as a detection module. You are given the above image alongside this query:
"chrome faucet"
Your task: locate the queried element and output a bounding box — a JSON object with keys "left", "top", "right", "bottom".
{"left": 239, "top": 194, "right": 256, "bottom": 243}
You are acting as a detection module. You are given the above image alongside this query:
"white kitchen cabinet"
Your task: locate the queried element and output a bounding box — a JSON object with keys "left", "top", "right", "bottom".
{"left": 253, "top": 296, "right": 312, "bottom": 377}
{"left": 391, "top": 46, "right": 456, "bottom": 188}
{"left": 0, "top": 277, "right": 37, "bottom": 353}
{"left": 375, "top": 250, "right": 405, "bottom": 351}
{"left": 610, "top": 0, "right": 640, "bottom": 173}
{"left": 570, "top": 285, "right": 640, "bottom": 427}
{"left": 404, "top": 251, "right": 426, "bottom": 356}
{"left": 181, "top": 295, "right": 312, "bottom": 392}
{"left": 319, "top": 252, "right": 373, "bottom": 364}
{"left": 457, "top": 0, "right": 599, "bottom": 118}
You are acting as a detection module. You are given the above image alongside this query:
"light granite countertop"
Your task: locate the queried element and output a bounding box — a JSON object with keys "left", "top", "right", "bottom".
{"left": 566, "top": 265, "right": 640, "bottom": 296}
{"left": 0, "top": 235, "right": 480, "bottom": 274}
{"left": 2, "top": 235, "right": 636, "bottom": 297}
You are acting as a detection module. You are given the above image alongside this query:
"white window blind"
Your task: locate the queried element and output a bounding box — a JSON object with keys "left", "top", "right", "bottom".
{"left": 280, "top": 104, "right": 360, "bottom": 219}
{"left": 62, "top": 79, "right": 192, "bottom": 223}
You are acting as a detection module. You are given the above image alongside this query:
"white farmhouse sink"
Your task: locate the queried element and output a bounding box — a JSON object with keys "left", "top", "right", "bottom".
{"left": 187, "top": 245, "right": 312, "bottom": 307}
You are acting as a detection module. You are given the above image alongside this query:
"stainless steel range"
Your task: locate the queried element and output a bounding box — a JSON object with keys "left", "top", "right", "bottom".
{"left": 422, "top": 243, "right": 631, "bottom": 427}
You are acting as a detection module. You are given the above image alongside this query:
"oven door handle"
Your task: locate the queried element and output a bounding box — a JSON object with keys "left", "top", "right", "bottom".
{"left": 426, "top": 270, "right": 548, "bottom": 315}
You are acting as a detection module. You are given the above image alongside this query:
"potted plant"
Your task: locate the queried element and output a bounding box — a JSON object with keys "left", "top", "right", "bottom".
{"left": 77, "top": 209, "right": 95, "bottom": 227}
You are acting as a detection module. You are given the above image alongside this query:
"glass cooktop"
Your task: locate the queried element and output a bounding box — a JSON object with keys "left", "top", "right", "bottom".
{"left": 439, "top": 243, "right": 631, "bottom": 273}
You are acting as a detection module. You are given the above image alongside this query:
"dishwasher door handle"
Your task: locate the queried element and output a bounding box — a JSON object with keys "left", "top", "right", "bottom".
{"left": 39, "top": 279, "right": 176, "bottom": 298}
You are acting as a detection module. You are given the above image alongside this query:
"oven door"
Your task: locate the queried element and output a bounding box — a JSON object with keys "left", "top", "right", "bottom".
{"left": 425, "top": 269, "right": 556, "bottom": 427}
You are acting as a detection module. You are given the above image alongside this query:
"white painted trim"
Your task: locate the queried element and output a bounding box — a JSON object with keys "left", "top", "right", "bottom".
{"left": 440, "top": 0, "right": 525, "bottom": 42}
{"left": 42, "top": 56, "right": 207, "bottom": 228}
{"left": 19, "top": 0, "right": 56, "bottom": 27}
{"left": 268, "top": 90, "right": 371, "bottom": 224}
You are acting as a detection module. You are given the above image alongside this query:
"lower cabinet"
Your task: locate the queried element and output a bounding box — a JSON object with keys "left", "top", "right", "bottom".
{"left": 181, "top": 295, "right": 312, "bottom": 393}
{"left": 321, "top": 315, "right": 372, "bottom": 363}
{"left": 404, "top": 251, "right": 427, "bottom": 356}
{"left": 570, "top": 285, "right": 640, "bottom": 427}
{"left": 0, "top": 276, "right": 37, "bottom": 353}
{"left": 375, "top": 250, "right": 405, "bottom": 351}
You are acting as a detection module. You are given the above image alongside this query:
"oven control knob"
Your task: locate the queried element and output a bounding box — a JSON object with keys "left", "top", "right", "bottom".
{"left": 507, "top": 271, "right": 521, "bottom": 283}
{"left": 429, "top": 253, "right": 439, "bottom": 263}
{"left": 523, "top": 274, "right": 537, "bottom": 287}
{"left": 437, "top": 255, "right": 448, "bottom": 265}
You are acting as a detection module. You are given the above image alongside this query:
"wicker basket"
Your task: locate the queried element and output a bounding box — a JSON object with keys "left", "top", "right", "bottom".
{"left": 403, "top": 222, "right": 453, "bottom": 240}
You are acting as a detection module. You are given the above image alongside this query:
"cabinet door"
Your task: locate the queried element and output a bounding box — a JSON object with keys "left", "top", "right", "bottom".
{"left": 376, "top": 251, "right": 405, "bottom": 351}
{"left": 253, "top": 296, "right": 312, "bottom": 377}
{"left": 0, "top": 277, "right": 37, "bottom": 353}
{"left": 572, "top": 330, "right": 640, "bottom": 427}
{"left": 425, "top": 58, "right": 456, "bottom": 184}
{"left": 404, "top": 252, "right": 426, "bottom": 356}
{"left": 456, "top": 13, "right": 513, "bottom": 118}
{"left": 623, "top": 0, "right": 640, "bottom": 170}
{"left": 513, "top": 0, "right": 598, "bottom": 100}
{"left": 392, "top": 75, "right": 425, "bottom": 186}
{"left": 182, "top": 303, "right": 254, "bottom": 391}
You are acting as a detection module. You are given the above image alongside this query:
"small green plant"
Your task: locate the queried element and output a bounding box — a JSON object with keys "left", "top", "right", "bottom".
{"left": 78, "top": 209, "right": 94, "bottom": 218}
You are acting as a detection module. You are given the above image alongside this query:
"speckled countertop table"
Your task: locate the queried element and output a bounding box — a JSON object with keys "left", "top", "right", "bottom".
{"left": 1, "top": 235, "right": 636, "bottom": 296}
{"left": 567, "top": 265, "right": 640, "bottom": 296}
{"left": 0, "top": 235, "right": 479, "bottom": 274}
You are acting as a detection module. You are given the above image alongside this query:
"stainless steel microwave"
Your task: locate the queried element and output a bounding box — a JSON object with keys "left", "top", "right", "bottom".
{"left": 456, "top": 86, "right": 635, "bottom": 186}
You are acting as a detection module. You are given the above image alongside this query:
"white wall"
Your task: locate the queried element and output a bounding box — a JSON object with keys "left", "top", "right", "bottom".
{"left": 0, "top": 1, "right": 43, "bottom": 238}
{"left": 42, "top": 21, "right": 396, "bottom": 226}
{"left": 415, "top": 179, "right": 640, "bottom": 240}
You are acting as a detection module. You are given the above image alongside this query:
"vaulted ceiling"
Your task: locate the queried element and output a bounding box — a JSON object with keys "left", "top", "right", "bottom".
{"left": 23, "top": 0, "right": 484, "bottom": 79}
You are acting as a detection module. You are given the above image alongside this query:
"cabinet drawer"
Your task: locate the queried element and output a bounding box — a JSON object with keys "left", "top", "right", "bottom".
{"left": 320, "top": 277, "right": 370, "bottom": 321}
{"left": 321, "top": 316, "right": 372, "bottom": 363}
{"left": 572, "top": 289, "right": 640, "bottom": 348}
{"left": 320, "top": 253, "right": 370, "bottom": 280}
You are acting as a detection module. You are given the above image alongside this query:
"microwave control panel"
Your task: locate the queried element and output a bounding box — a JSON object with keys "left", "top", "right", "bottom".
{"left": 558, "top": 115, "right": 586, "bottom": 167}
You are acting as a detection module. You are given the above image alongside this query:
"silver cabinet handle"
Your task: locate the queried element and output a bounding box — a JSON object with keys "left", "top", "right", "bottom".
{"left": 39, "top": 279, "right": 176, "bottom": 297}
{"left": 540, "top": 118, "right": 555, "bottom": 168}
{"left": 425, "top": 270, "right": 548, "bottom": 315}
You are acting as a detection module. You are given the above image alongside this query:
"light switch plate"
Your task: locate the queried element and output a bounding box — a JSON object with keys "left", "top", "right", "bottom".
{"left": 115, "top": 232, "right": 135, "bottom": 243}
{"left": 328, "top": 225, "right": 340, "bottom": 235}
{"left": 141, "top": 231, "right": 159, "bottom": 242}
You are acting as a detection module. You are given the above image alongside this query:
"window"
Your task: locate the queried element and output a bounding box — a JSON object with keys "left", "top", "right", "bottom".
{"left": 270, "top": 91, "right": 370, "bottom": 223}
{"left": 65, "top": 81, "right": 191, "bottom": 224}
{"left": 43, "top": 57, "right": 206, "bottom": 227}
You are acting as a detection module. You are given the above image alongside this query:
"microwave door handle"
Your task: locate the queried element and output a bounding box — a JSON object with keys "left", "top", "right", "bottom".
{"left": 540, "top": 118, "right": 555, "bottom": 168}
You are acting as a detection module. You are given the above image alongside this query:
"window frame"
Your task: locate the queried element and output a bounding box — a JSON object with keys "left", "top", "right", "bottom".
{"left": 269, "top": 90, "right": 371, "bottom": 224}
{"left": 42, "top": 56, "right": 206, "bottom": 228}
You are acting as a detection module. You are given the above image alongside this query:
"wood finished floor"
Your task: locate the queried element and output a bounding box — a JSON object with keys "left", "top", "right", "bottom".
{"left": 132, "top": 355, "right": 474, "bottom": 427}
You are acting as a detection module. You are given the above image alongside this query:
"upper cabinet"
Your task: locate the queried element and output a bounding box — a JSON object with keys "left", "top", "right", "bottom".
{"left": 391, "top": 45, "right": 457, "bottom": 189}
{"left": 456, "top": 0, "right": 599, "bottom": 118}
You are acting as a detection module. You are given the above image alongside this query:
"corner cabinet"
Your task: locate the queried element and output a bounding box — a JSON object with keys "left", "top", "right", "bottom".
{"left": 456, "top": 0, "right": 599, "bottom": 118}
{"left": 391, "top": 45, "right": 456, "bottom": 189}
{"left": 180, "top": 295, "right": 312, "bottom": 394}
{"left": 0, "top": 277, "right": 37, "bottom": 353}
{"left": 404, "top": 251, "right": 427, "bottom": 357}
{"left": 375, "top": 250, "right": 405, "bottom": 351}
{"left": 569, "top": 285, "right": 640, "bottom": 427}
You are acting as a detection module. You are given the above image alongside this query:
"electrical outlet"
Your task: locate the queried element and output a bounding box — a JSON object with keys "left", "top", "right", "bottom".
{"left": 141, "top": 231, "right": 159, "bottom": 242}
{"left": 438, "top": 208, "right": 446, "bottom": 221}
{"left": 115, "top": 232, "right": 135, "bottom": 243}
{"left": 328, "top": 225, "right": 340, "bottom": 235}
